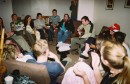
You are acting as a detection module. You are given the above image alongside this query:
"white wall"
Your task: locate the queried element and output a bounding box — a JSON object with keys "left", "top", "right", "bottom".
{"left": 94, "top": 0, "right": 130, "bottom": 44}
{"left": 12, "top": 0, "right": 31, "bottom": 19}
{"left": 78, "top": 0, "right": 94, "bottom": 21}
{"left": 12, "top": 0, "right": 71, "bottom": 19}
{"left": 0, "top": 0, "right": 13, "bottom": 32}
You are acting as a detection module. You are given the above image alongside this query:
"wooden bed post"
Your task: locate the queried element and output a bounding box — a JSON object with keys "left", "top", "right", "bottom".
{"left": 0, "top": 28, "right": 6, "bottom": 83}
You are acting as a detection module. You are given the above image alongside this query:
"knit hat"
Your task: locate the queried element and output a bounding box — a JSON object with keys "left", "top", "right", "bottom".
{"left": 109, "top": 23, "right": 120, "bottom": 32}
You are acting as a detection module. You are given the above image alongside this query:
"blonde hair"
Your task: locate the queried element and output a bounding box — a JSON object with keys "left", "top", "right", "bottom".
{"left": 101, "top": 41, "right": 130, "bottom": 84}
{"left": 33, "top": 39, "right": 48, "bottom": 57}
{"left": 2, "top": 44, "right": 16, "bottom": 60}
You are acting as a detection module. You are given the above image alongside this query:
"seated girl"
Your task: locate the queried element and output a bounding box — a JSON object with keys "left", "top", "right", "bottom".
{"left": 24, "top": 15, "right": 40, "bottom": 41}
{"left": 57, "top": 14, "right": 74, "bottom": 43}
{"left": 26, "top": 39, "right": 65, "bottom": 83}
{"left": 70, "top": 41, "right": 130, "bottom": 84}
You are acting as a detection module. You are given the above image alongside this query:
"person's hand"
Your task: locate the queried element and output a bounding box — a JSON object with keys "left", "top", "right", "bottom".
{"left": 43, "top": 25, "right": 47, "bottom": 29}
{"left": 90, "top": 44, "right": 96, "bottom": 49}
{"left": 5, "top": 40, "right": 12, "bottom": 44}
{"left": 66, "top": 30, "right": 68, "bottom": 32}
{"left": 53, "top": 24, "right": 57, "bottom": 28}
{"left": 48, "top": 52, "right": 58, "bottom": 60}
{"left": 60, "top": 27, "right": 62, "bottom": 30}
{"left": 77, "top": 28, "right": 80, "bottom": 32}
{"left": 17, "top": 53, "right": 24, "bottom": 58}
{"left": 91, "top": 52, "right": 100, "bottom": 68}
{"left": 85, "top": 43, "right": 90, "bottom": 52}
{"left": 73, "top": 67, "right": 86, "bottom": 78}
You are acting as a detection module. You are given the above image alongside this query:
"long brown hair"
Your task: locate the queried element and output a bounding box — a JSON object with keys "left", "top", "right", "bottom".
{"left": 101, "top": 41, "right": 130, "bottom": 84}
{"left": 24, "top": 15, "right": 34, "bottom": 28}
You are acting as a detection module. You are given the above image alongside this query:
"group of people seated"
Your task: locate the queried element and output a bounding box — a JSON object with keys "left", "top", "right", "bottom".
{"left": 1, "top": 8, "right": 130, "bottom": 84}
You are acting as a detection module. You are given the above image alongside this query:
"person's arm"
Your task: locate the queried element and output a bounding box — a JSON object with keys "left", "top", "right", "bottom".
{"left": 48, "top": 51, "right": 65, "bottom": 71}
{"left": 77, "top": 24, "right": 83, "bottom": 36}
{"left": 57, "top": 20, "right": 63, "bottom": 30}
{"left": 91, "top": 52, "right": 103, "bottom": 84}
{"left": 73, "top": 67, "right": 90, "bottom": 84}
{"left": 34, "top": 20, "right": 38, "bottom": 29}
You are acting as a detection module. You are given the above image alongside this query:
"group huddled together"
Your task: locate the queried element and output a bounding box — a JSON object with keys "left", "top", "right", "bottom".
{"left": 1, "top": 6, "right": 130, "bottom": 84}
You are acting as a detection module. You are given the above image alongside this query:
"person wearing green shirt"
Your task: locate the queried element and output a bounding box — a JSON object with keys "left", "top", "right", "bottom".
{"left": 71, "top": 16, "right": 95, "bottom": 53}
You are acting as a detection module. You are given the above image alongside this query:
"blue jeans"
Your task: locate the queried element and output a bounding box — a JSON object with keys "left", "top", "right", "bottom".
{"left": 46, "top": 27, "right": 54, "bottom": 41}
{"left": 57, "top": 30, "right": 71, "bottom": 42}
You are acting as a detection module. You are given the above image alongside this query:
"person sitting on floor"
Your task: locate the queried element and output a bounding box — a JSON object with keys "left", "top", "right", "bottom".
{"left": 26, "top": 39, "right": 65, "bottom": 84}
{"left": 71, "top": 41, "right": 130, "bottom": 84}
{"left": 57, "top": 14, "right": 74, "bottom": 43}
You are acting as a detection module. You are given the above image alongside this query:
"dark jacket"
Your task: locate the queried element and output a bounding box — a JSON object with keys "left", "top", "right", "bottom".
{"left": 58, "top": 19, "right": 75, "bottom": 33}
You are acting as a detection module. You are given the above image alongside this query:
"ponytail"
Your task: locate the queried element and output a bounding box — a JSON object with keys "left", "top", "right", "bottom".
{"left": 115, "top": 56, "right": 130, "bottom": 84}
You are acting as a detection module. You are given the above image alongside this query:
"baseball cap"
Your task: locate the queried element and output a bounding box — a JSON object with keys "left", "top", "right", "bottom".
{"left": 109, "top": 23, "right": 120, "bottom": 32}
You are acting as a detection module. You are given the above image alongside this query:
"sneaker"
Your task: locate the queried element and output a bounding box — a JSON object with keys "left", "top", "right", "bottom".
{"left": 56, "top": 41, "right": 63, "bottom": 47}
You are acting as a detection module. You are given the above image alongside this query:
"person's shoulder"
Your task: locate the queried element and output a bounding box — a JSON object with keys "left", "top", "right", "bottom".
{"left": 34, "top": 19, "right": 38, "bottom": 23}
{"left": 56, "top": 15, "right": 60, "bottom": 18}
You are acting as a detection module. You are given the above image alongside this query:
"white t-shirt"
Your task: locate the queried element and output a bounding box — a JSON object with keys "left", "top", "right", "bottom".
{"left": 16, "top": 54, "right": 34, "bottom": 62}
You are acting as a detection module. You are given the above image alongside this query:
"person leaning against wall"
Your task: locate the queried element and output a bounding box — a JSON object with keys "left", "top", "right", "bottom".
{"left": 70, "top": 0, "right": 78, "bottom": 20}
{"left": 26, "top": 39, "right": 65, "bottom": 84}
